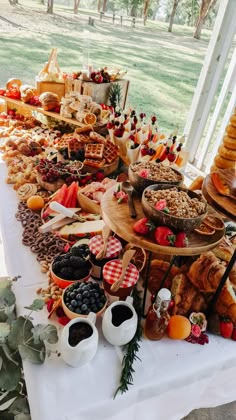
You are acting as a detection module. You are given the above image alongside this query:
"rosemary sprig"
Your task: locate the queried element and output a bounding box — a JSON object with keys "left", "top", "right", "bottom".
{"left": 114, "top": 287, "right": 143, "bottom": 398}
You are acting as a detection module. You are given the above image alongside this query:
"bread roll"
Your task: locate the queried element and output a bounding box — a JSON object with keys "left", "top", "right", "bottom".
{"left": 188, "top": 176, "right": 204, "bottom": 191}
{"left": 20, "top": 84, "right": 37, "bottom": 103}
{"left": 223, "top": 135, "right": 236, "bottom": 150}
{"left": 171, "top": 273, "right": 207, "bottom": 316}
{"left": 212, "top": 236, "right": 234, "bottom": 262}
{"left": 214, "top": 154, "right": 235, "bottom": 169}
{"left": 187, "top": 252, "right": 225, "bottom": 292}
{"left": 218, "top": 144, "right": 236, "bottom": 160}
{"left": 148, "top": 259, "right": 180, "bottom": 294}
{"left": 39, "top": 92, "right": 60, "bottom": 111}
{"left": 226, "top": 125, "right": 236, "bottom": 139}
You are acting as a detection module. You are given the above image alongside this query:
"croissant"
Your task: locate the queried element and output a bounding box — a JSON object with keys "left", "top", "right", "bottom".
{"left": 216, "top": 282, "right": 236, "bottom": 323}
{"left": 148, "top": 259, "right": 180, "bottom": 294}
{"left": 171, "top": 273, "right": 207, "bottom": 316}
{"left": 187, "top": 252, "right": 225, "bottom": 292}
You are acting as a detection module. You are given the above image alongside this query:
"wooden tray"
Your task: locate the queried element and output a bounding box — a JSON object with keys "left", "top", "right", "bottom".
{"left": 202, "top": 169, "right": 236, "bottom": 221}
{"left": 101, "top": 187, "right": 225, "bottom": 256}
{"left": 83, "top": 157, "right": 119, "bottom": 176}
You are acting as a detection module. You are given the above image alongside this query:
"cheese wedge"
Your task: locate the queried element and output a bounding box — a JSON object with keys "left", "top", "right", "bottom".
{"left": 58, "top": 219, "right": 105, "bottom": 239}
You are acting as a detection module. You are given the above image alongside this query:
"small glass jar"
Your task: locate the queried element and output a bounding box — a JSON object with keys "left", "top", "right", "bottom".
{"left": 89, "top": 235, "right": 122, "bottom": 281}
{"left": 144, "top": 288, "right": 171, "bottom": 340}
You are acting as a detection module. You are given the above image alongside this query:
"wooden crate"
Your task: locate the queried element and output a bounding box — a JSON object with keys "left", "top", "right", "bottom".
{"left": 36, "top": 80, "right": 65, "bottom": 100}
{"left": 65, "top": 79, "right": 129, "bottom": 109}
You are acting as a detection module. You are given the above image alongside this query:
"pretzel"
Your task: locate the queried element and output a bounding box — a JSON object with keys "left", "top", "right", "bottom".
{"left": 85, "top": 143, "right": 104, "bottom": 159}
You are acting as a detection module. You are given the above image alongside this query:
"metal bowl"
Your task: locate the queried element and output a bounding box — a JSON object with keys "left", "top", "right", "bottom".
{"left": 128, "top": 162, "right": 184, "bottom": 193}
{"left": 142, "top": 184, "right": 207, "bottom": 232}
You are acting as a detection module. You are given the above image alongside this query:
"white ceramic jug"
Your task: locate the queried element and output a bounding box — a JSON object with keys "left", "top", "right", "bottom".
{"left": 102, "top": 296, "right": 138, "bottom": 346}
{"left": 60, "top": 313, "right": 98, "bottom": 367}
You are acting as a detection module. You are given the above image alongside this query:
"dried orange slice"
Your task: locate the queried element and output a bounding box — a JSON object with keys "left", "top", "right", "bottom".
{"left": 84, "top": 113, "right": 96, "bottom": 125}
{"left": 124, "top": 244, "right": 147, "bottom": 272}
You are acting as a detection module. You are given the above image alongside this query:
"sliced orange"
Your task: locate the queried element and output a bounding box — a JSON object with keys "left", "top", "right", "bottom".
{"left": 84, "top": 113, "right": 97, "bottom": 125}
{"left": 124, "top": 244, "right": 147, "bottom": 273}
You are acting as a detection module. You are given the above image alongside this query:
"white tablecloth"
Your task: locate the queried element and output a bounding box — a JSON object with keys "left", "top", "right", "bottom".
{"left": 1, "top": 162, "right": 236, "bottom": 420}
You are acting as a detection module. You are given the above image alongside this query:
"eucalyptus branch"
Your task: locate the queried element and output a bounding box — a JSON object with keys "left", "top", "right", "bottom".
{"left": 114, "top": 287, "right": 143, "bottom": 398}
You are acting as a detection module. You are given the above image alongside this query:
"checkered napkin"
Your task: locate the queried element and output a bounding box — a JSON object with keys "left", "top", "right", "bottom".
{"left": 103, "top": 260, "right": 139, "bottom": 288}
{"left": 89, "top": 235, "right": 122, "bottom": 258}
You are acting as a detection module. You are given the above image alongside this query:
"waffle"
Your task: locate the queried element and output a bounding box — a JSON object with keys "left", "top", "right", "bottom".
{"left": 57, "top": 137, "right": 70, "bottom": 149}
{"left": 77, "top": 133, "right": 94, "bottom": 144}
{"left": 85, "top": 143, "right": 104, "bottom": 159}
{"left": 89, "top": 131, "right": 106, "bottom": 144}
{"left": 74, "top": 124, "right": 93, "bottom": 134}
{"left": 83, "top": 158, "right": 105, "bottom": 168}
{"left": 103, "top": 140, "right": 119, "bottom": 164}
{"left": 68, "top": 138, "right": 84, "bottom": 157}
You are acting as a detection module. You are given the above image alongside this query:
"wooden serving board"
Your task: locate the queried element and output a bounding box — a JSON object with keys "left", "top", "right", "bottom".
{"left": 101, "top": 187, "right": 225, "bottom": 256}
{"left": 202, "top": 169, "right": 236, "bottom": 221}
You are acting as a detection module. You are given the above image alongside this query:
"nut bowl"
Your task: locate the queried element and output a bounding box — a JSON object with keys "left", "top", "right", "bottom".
{"left": 128, "top": 161, "right": 184, "bottom": 193}
{"left": 62, "top": 280, "right": 107, "bottom": 320}
{"left": 142, "top": 184, "right": 207, "bottom": 232}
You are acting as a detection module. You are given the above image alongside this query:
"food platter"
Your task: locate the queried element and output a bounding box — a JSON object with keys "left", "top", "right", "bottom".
{"left": 101, "top": 187, "right": 225, "bottom": 256}
{"left": 202, "top": 168, "right": 236, "bottom": 221}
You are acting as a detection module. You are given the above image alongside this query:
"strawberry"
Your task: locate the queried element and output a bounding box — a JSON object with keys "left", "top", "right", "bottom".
{"left": 94, "top": 73, "right": 103, "bottom": 83}
{"left": 155, "top": 199, "right": 167, "bottom": 211}
{"left": 107, "top": 121, "right": 115, "bottom": 130}
{"left": 174, "top": 232, "right": 188, "bottom": 247}
{"left": 133, "top": 218, "right": 155, "bottom": 235}
{"left": 167, "top": 152, "right": 176, "bottom": 162}
{"left": 154, "top": 226, "right": 176, "bottom": 246}
{"left": 219, "top": 319, "right": 233, "bottom": 339}
{"left": 232, "top": 327, "right": 236, "bottom": 341}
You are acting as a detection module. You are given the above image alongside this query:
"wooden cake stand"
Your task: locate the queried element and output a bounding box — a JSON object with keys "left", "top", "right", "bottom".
{"left": 101, "top": 187, "right": 225, "bottom": 315}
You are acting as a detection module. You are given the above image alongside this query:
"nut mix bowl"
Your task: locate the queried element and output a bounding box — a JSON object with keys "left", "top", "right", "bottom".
{"left": 128, "top": 161, "right": 184, "bottom": 193}
{"left": 142, "top": 184, "right": 207, "bottom": 232}
{"left": 62, "top": 280, "right": 107, "bottom": 320}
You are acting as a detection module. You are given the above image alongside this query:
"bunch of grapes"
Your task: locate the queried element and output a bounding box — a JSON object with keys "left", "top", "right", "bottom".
{"left": 36, "top": 159, "right": 81, "bottom": 184}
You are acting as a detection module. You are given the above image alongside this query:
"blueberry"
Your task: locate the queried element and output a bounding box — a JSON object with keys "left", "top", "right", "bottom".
{"left": 81, "top": 304, "right": 88, "bottom": 312}
{"left": 70, "top": 292, "right": 76, "bottom": 299}
{"left": 75, "top": 308, "right": 82, "bottom": 314}
{"left": 91, "top": 305, "right": 98, "bottom": 312}
{"left": 83, "top": 298, "right": 89, "bottom": 305}
{"left": 90, "top": 297, "right": 95, "bottom": 304}
{"left": 82, "top": 291, "right": 90, "bottom": 298}
{"left": 76, "top": 293, "right": 82, "bottom": 301}
{"left": 71, "top": 299, "right": 77, "bottom": 307}
{"left": 68, "top": 305, "right": 73, "bottom": 311}
{"left": 94, "top": 292, "right": 99, "bottom": 299}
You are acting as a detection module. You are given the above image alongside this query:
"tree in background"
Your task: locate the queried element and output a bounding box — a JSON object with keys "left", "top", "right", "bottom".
{"left": 143, "top": 0, "right": 150, "bottom": 24}
{"left": 74, "top": 0, "right": 80, "bottom": 13}
{"left": 193, "top": 0, "right": 217, "bottom": 39}
{"left": 8, "top": 0, "right": 18, "bottom": 4}
{"left": 47, "top": 0, "right": 54, "bottom": 13}
{"left": 168, "top": 0, "right": 181, "bottom": 32}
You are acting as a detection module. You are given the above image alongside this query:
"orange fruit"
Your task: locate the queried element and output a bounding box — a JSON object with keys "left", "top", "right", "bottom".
{"left": 27, "top": 195, "right": 45, "bottom": 211}
{"left": 167, "top": 315, "right": 191, "bottom": 340}
{"left": 84, "top": 113, "right": 96, "bottom": 125}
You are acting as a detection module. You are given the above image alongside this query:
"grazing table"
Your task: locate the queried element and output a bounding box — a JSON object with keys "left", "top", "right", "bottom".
{"left": 1, "top": 161, "right": 236, "bottom": 420}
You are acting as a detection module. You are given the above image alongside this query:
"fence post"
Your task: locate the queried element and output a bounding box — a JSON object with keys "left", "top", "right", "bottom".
{"left": 120, "top": 15, "right": 123, "bottom": 25}
{"left": 112, "top": 13, "right": 115, "bottom": 24}
{"left": 132, "top": 17, "right": 135, "bottom": 28}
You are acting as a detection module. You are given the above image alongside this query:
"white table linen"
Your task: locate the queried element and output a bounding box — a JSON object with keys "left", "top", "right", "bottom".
{"left": 1, "top": 162, "right": 236, "bottom": 420}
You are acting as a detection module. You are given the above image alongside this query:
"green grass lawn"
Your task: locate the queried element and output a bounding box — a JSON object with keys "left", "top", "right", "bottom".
{"left": 0, "top": 0, "right": 211, "bottom": 133}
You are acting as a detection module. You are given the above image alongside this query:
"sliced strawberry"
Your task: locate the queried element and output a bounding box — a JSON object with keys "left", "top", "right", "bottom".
{"left": 155, "top": 199, "right": 167, "bottom": 211}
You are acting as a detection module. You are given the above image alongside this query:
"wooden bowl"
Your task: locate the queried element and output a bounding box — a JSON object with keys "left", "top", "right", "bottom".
{"left": 50, "top": 261, "right": 92, "bottom": 289}
{"left": 128, "top": 162, "right": 184, "bottom": 193}
{"left": 142, "top": 185, "right": 207, "bottom": 232}
{"left": 62, "top": 282, "right": 107, "bottom": 319}
{"left": 36, "top": 173, "right": 65, "bottom": 193}
{"left": 83, "top": 157, "right": 119, "bottom": 176}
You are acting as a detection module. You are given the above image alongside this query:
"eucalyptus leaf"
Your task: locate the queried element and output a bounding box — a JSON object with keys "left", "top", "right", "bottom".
{"left": 8, "top": 317, "right": 33, "bottom": 351}
{"left": 32, "top": 324, "right": 58, "bottom": 345}
{"left": 0, "top": 323, "right": 11, "bottom": 343}
{"left": 0, "top": 288, "right": 16, "bottom": 306}
{"left": 0, "top": 278, "right": 11, "bottom": 289}
{"left": 0, "top": 396, "right": 17, "bottom": 411}
{"left": 9, "top": 397, "right": 30, "bottom": 415}
{"left": 5, "top": 304, "right": 16, "bottom": 316}
{"left": 0, "top": 310, "right": 7, "bottom": 322}
{"left": 14, "top": 414, "right": 31, "bottom": 420}
{"left": 19, "top": 342, "right": 46, "bottom": 364}
{"left": 0, "top": 348, "right": 21, "bottom": 391}
{"left": 2, "top": 344, "right": 19, "bottom": 366}
{"left": 24, "top": 299, "right": 44, "bottom": 312}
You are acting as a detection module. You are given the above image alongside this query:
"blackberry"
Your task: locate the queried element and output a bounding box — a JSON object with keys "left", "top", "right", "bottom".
{"left": 59, "top": 266, "right": 73, "bottom": 279}
{"left": 70, "top": 256, "right": 87, "bottom": 268}
{"left": 52, "top": 261, "right": 62, "bottom": 274}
